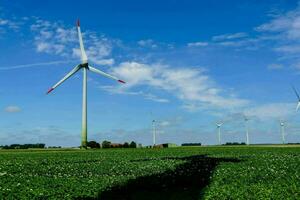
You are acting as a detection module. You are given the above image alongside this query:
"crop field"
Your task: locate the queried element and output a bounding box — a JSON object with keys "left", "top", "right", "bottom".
{"left": 0, "top": 146, "right": 299, "bottom": 199}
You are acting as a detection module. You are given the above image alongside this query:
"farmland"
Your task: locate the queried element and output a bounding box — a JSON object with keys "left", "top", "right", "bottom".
{"left": 0, "top": 146, "right": 299, "bottom": 199}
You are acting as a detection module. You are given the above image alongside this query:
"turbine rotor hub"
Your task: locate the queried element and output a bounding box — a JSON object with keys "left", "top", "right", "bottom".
{"left": 81, "top": 63, "right": 89, "bottom": 68}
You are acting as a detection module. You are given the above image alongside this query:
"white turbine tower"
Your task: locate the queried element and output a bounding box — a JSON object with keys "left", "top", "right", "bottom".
{"left": 216, "top": 122, "right": 223, "bottom": 145}
{"left": 292, "top": 85, "right": 300, "bottom": 111}
{"left": 46, "top": 20, "right": 125, "bottom": 149}
{"left": 280, "top": 120, "right": 286, "bottom": 144}
{"left": 244, "top": 116, "right": 250, "bottom": 145}
{"left": 152, "top": 119, "right": 156, "bottom": 147}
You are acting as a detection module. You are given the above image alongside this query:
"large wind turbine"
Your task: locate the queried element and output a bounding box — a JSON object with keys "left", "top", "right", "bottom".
{"left": 46, "top": 20, "right": 125, "bottom": 149}
{"left": 216, "top": 122, "right": 223, "bottom": 145}
{"left": 292, "top": 85, "right": 300, "bottom": 111}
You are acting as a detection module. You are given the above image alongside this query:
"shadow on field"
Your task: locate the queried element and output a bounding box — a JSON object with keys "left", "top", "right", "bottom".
{"left": 84, "top": 155, "right": 240, "bottom": 200}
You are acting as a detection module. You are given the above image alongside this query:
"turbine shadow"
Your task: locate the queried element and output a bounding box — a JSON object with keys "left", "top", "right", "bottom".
{"left": 80, "top": 155, "right": 241, "bottom": 200}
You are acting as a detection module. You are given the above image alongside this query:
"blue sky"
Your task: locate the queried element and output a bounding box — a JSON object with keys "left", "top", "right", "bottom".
{"left": 1, "top": 0, "right": 300, "bottom": 146}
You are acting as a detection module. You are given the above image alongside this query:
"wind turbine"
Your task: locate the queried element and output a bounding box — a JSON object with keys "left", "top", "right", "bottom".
{"left": 152, "top": 119, "right": 156, "bottom": 147}
{"left": 280, "top": 120, "right": 286, "bottom": 144}
{"left": 292, "top": 85, "right": 300, "bottom": 111}
{"left": 244, "top": 116, "right": 250, "bottom": 145}
{"left": 46, "top": 20, "right": 125, "bottom": 149}
{"left": 216, "top": 122, "right": 223, "bottom": 145}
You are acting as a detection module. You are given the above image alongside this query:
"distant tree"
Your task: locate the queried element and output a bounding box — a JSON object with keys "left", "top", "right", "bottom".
{"left": 102, "top": 140, "right": 111, "bottom": 148}
{"left": 36, "top": 143, "right": 46, "bottom": 148}
{"left": 182, "top": 143, "right": 201, "bottom": 146}
{"left": 48, "top": 146, "right": 61, "bottom": 149}
{"left": 123, "top": 142, "right": 129, "bottom": 148}
{"left": 110, "top": 143, "right": 123, "bottom": 148}
{"left": 87, "top": 141, "right": 100, "bottom": 149}
{"left": 225, "top": 142, "right": 245, "bottom": 145}
{"left": 10, "top": 144, "right": 20, "bottom": 149}
{"left": 129, "top": 141, "right": 137, "bottom": 148}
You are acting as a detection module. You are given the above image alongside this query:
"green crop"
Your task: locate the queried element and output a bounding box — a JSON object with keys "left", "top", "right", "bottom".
{"left": 0, "top": 146, "right": 299, "bottom": 199}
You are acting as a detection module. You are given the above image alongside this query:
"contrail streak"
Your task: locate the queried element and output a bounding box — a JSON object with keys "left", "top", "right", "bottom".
{"left": 0, "top": 60, "right": 75, "bottom": 70}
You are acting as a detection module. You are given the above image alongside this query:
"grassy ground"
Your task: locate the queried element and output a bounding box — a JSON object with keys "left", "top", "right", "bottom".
{"left": 0, "top": 146, "right": 299, "bottom": 199}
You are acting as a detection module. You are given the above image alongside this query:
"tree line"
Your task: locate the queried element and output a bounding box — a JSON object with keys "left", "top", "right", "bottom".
{"left": 181, "top": 143, "right": 201, "bottom": 146}
{"left": 87, "top": 140, "right": 138, "bottom": 149}
{"left": 224, "top": 142, "right": 246, "bottom": 145}
{"left": 0, "top": 143, "right": 46, "bottom": 149}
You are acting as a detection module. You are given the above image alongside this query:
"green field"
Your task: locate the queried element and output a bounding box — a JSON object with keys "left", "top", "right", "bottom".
{"left": 0, "top": 146, "right": 299, "bottom": 199}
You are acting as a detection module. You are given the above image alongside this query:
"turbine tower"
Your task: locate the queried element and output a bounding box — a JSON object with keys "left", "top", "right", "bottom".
{"left": 152, "top": 119, "right": 156, "bottom": 147}
{"left": 292, "top": 85, "right": 300, "bottom": 111}
{"left": 46, "top": 20, "right": 125, "bottom": 149}
{"left": 244, "top": 116, "right": 250, "bottom": 145}
{"left": 280, "top": 120, "right": 286, "bottom": 144}
{"left": 216, "top": 122, "right": 223, "bottom": 145}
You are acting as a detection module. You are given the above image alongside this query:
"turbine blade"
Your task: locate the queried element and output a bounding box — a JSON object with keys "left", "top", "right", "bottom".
{"left": 297, "top": 102, "right": 300, "bottom": 111}
{"left": 46, "top": 65, "right": 81, "bottom": 94}
{"left": 77, "top": 19, "right": 88, "bottom": 63}
{"left": 88, "top": 65, "right": 125, "bottom": 84}
{"left": 292, "top": 85, "right": 300, "bottom": 101}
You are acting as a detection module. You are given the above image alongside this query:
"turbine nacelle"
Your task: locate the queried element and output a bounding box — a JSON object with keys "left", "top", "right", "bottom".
{"left": 80, "top": 63, "right": 89, "bottom": 68}
{"left": 216, "top": 122, "right": 223, "bottom": 127}
{"left": 279, "top": 118, "right": 286, "bottom": 127}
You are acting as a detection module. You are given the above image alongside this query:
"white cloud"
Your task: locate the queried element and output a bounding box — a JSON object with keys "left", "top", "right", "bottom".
{"left": 187, "top": 42, "right": 208, "bottom": 47}
{"left": 267, "top": 63, "right": 283, "bottom": 70}
{"left": 212, "top": 32, "right": 248, "bottom": 41}
{"left": 159, "top": 121, "right": 170, "bottom": 127}
{"left": 0, "top": 60, "right": 73, "bottom": 70}
{"left": 218, "top": 41, "right": 241, "bottom": 47}
{"left": 0, "top": 18, "right": 20, "bottom": 32}
{"left": 214, "top": 38, "right": 261, "bottom": 50}
{"left": 36, "top": 42, "right": 50, "bottom": 52}
{"left": 207, "top": 31, "right": 263, "bottom": 50}
{"left": 156, "top": 116, "right": 183, "bottom": 128}
{"left": 4, "top": 106, "right": 21, "bottom": 113}
{"left": 0, "top": 19, "right": 9, "bottom": 25}
{"left": 143, "top": 93, "right": 169, "bottom": 103}
{"left": 244, "top": 103, "right": 295, "bottom": 120}
{"left": 137, "top": 39, "right": 157, "bottom": 48}
{"left": 256, "top": 7, "right": 300, "bottom": 40}
{"left": 99, "top": 86, "right": 169, "bottom": 103}
{"left": 108, "top": 62, "right": 248, "bottom": 110}
{"left": 31, "top": 19, "right": 115, "bottom": 66}
{"left": 91, "top": 58, "right": 114, "bottom": 66}
{"left": 274, "top": 45, "right": 300, "bottom": 53}
{"left": 255, "top": 5, "right": 300, "bottom": 66}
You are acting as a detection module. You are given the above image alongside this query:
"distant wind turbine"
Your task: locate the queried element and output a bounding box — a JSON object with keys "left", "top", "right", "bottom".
{"left": 244, "top": 116, "right": 250, "bottom": 145}
{"left": 152, "top": 119, "right": 156, "bottom": 146}
{"left": 292, "top": 85, "right": 300, "bottom": 111}
{"left": 280, "top": 120, "right": 286, "bottom": 144}
{"left": 46, "top": 20, "right": 125, "bottom": 149}
{"left": 216, "top": 122, "right": 223, "bottom": 145}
